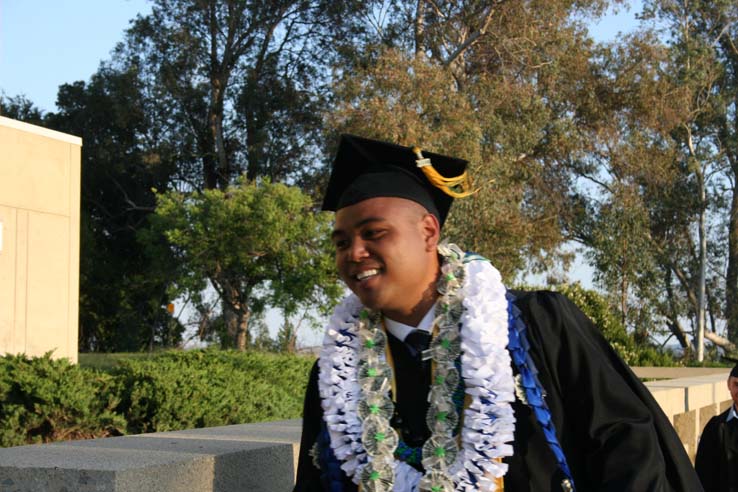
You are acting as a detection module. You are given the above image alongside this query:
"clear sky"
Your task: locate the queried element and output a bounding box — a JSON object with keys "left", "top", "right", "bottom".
{"left": 0, "top": 0, "right": 151, "bottom": 112}
{"left": 1, "top": 0, "right": 643, "bottom": 114}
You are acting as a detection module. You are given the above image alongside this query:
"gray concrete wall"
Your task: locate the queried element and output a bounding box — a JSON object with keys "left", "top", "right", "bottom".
{"left": 0, "top": 420, "right": 302, "bottom": 492}
{"left": 0, "top": 370, "right": 734, "bottom": 491}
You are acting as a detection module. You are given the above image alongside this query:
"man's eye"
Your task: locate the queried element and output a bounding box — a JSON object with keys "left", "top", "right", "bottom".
{"left": 363, "top": 229, "right": 384, "bottom": 239}
{"left": 334, "top": 239, "right": 349, "bottom": 250}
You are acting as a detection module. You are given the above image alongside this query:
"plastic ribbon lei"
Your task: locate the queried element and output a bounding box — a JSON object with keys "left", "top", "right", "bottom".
{"left": 318, "top": 243, "right": 516, "bottom": 491}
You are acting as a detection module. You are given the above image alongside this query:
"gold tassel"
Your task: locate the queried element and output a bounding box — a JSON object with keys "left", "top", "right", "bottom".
{"left": 413, "top": 147, "right": 477, "bottom": 198}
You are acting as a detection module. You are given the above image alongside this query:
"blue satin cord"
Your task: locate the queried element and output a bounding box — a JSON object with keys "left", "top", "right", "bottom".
{"left": 394, "top": 440, "right": 423, "bottom": 465}
{"left": 506, "top": 292, "right": 576, "bottom": 490}
{"left": 317, "top": 422, "right": 346, "bottom": 492}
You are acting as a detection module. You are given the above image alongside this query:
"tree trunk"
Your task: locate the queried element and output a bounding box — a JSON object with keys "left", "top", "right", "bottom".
{"left": 201, "top": 132, "right": 219, "bottom": 190}
{"left": 223, "top": 299, "right": 238, "bottom": 344}
{"left": 236, "top": 309, "right": 250, "bottom": 351}
{"left": 664, "top": 267, "right": 689, "bottom": 349}
{"left": 697, "top": 172, "right": 706, "bottom": 361}
{"left": 414, "top": 0, "right": 425, "bottom": 55}
{"left": 705, "top": 331, "right": 737, "bottom": 353}
{"left": 726, "top": 181, "right": 738, "bottom": 344}
{"left": 718, "top": 30, "right": 738, "bottom": 346}
{"left": 620, "top": 258, "right": 628, "bottom": 329}
{"left": 687, "top": 131, "right": 706, "bottom": 361}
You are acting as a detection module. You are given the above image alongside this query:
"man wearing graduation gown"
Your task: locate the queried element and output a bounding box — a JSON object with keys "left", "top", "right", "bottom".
{"left": 695, "top": 364, "right": 738, "bottom": 492}
{"left": 294, "top": 134, "right": 702, "bottom": 491}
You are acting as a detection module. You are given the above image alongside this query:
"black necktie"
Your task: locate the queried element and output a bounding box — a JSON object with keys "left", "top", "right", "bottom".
{"left": 404, "top": 329, "right": 431, "bottom": 361}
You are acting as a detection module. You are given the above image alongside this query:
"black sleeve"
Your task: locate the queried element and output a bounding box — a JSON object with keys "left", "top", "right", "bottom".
{"left": 293, "top": 360, "right": 323, "bottom": 492}
{"left": 694, "top": 416, "right": 720, "bottom": 492}
{"left": 516, "top": 291, "right": 703, "bottom": 492}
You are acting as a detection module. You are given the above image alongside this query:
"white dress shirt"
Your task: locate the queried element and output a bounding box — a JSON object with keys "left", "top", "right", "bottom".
{"left": 383, "top": 305, "right": 436, "bottom": 342}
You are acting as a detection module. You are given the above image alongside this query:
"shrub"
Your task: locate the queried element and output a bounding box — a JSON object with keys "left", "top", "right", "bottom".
{"left": 113, "top": 349, "right": 314, "bottom": 433}
{"left": 517, "top": 283, "right": 677, "bottom": 366}
{"left": 0, "top": 353, "right": 126, "bottom": 447}
{"left": 0, "top": 350, "right": 316, "bottom": 447}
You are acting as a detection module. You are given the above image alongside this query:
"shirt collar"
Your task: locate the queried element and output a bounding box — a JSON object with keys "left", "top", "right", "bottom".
{"left": 384, "top": 304, "right": 436, "bottom": 342}
{"left": 727, "top": 404, "right": 738, "bottom": 422}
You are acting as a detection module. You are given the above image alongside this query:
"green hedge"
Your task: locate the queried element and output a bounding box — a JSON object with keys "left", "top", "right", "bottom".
{"left": 116, "top": 350, "right": 314, "bottom": 433}
{"left": 0, "top": 353, "right": 126, "bottom": 447}
{"left": 0, "top": 350, "right": 315, "bottom": 448}
{"left": 552, "top": 283, "right": 676, "bottom": 367}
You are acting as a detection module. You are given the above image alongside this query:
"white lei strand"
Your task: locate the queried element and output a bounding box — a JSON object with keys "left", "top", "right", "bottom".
{"left": 318, "top": 244, "right": 515, "bottom": 491}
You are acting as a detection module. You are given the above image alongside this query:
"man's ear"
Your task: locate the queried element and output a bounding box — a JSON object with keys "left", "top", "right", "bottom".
{"left": 420, "top": 213, "right": 441, "bottom": 251}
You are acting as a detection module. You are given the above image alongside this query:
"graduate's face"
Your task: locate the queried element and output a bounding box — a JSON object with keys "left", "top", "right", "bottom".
{"left": 332, "top": 197, "right": 440, "bottom": 324}
{"left": 728, "top": 375, "right": 738, "bottom": 408}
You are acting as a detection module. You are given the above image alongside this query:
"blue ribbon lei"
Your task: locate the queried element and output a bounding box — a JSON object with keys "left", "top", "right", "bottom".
{"left": 507, "top": 292, "right": 576, "bottom": 491}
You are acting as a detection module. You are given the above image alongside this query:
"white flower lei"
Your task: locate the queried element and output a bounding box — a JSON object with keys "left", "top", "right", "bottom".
{"left": 318, "top": 244, "right": 515, "bottom": 491}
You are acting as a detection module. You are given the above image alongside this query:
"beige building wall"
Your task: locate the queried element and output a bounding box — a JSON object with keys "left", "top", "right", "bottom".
{"left": 0, "top": 116, "right": 82, "bottom": 363}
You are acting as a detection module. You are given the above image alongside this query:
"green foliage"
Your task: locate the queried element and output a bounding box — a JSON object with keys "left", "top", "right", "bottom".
{"left": 78, "top": 352, "right": 162, "bottom": 372}
{"left": 115, "top": 350, "right": 314, "bottom": 433}
{"left": 146, "top": 178, "right": 342, "bottom": 349}
{"left": 119, "top": 0, "right": 338, "bottom": 188}
{"left": 528, "top": 284, "right": 677, "bottom": 366}
{"left": 555, "top": 283, "right": 630, "bottom": 347}
{"left": 0, "top": 353, "right": 126, "bottom": 447}
{"left": 0, "top": 94, "right": 44, "bottom": 125}
{"left": 0, "top": 350, "right": 315, "bottom": 447}
{"left": 43, "top": 67, "right": 182, "bottom": 352}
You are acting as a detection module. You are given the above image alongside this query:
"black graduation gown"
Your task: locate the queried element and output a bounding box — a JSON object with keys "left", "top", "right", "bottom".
{"left": 294, "top": 291, "right": 703, "bottom": 491}
{"left": 695, "top": 409, "right": 738, "bottom": 492}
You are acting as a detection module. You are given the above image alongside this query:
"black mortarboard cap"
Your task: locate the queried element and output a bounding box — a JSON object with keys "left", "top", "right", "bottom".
{"left": 321, "top": 134, "right": 470, "bottom": 226}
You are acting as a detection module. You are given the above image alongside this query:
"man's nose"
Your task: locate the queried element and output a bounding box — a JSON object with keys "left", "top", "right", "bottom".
{"left": 348, "top": 239, "right": 369, "bottom": 262}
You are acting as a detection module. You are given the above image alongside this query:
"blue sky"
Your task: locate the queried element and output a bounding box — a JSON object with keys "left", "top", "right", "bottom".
{"left": 0, "top": 0, "right": 151, "bottom": 112}
{"left": 1, "top": 0, "right": 642, "bottom": 113}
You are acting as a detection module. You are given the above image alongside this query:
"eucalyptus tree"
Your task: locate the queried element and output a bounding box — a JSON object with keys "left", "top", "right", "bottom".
{"left": 554, "top": 1, "right": 738, "bottom": 357}
{"left": 326, "top": 0, "right": 615, "bottom": 278}
{"left": 640, "top": 0, "right": 737, "bottom": 358}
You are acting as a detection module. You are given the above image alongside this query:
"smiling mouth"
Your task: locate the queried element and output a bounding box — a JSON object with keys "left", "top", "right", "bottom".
{"left": 355, "top": 269, "right": 380, "bottom": 281}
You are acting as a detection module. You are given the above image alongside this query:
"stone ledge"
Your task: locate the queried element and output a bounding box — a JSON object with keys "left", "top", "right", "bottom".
{"left": 0, "top": 420, "right": 302, "bottom": 492}
{"left": 631, "top": 366, "right": 731, "bottom": 379}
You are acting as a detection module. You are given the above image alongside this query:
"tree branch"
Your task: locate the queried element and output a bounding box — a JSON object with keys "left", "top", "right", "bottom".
{"left": 443, "top": 5, "right": 495, "bottom": 67}
{"left": 705, "top": 330, "right": 737, "bottom": 352}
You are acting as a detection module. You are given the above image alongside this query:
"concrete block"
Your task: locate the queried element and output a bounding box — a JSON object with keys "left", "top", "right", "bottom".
{"left": 0, "top": 445, "right": 214, "bottom": 492}
{"left": 644, "top": 384, "right": 686, "bottom": 419}
{"left": 645, "top": 378, "right": 716, "bottom": 411}
{"left": 698, "top": 404, "right": 719, "bottom": 435}
{"left": 673, "top": 410, "right": 697, "bottom": 462}
{"left": 685, "top": 382, "right": 716, "bottom": 411}
{"left": 137, "top": 419, "right": 303, "bottom": 478}
{"left": 0, "top": 424, "right": 299, "bottom": 492}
